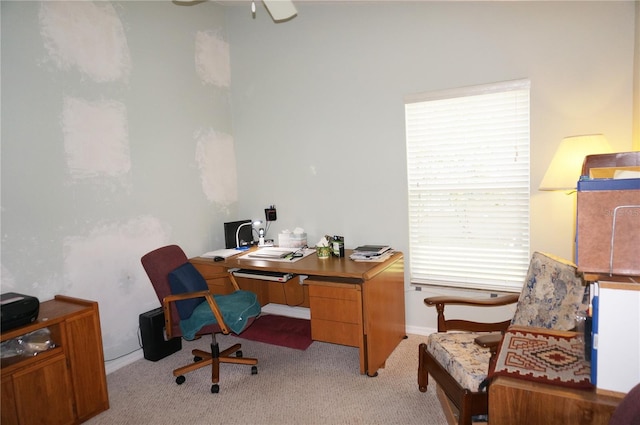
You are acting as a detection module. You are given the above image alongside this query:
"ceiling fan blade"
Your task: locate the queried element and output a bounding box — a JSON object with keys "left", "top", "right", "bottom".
{"left": 262, "top": 0, "right": 297, "bottom": 22}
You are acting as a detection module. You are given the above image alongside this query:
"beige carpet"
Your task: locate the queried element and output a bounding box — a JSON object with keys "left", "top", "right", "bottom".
{"left": 86, "top": 333, "right": 447, "bottom": 425}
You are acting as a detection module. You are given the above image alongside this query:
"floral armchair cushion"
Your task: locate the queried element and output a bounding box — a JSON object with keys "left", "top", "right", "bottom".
{"left": 511, "top": 251, "right": 588, "bottom": 330}
{"left": 427, "top": 332, "right": 492, "bottom": 392}
{"left": 426, "top": 251, "right": 588, "bottom": 392}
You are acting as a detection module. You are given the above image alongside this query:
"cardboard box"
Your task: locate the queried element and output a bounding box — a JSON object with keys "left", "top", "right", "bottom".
{"left": 576, "top": 178, "right": 640, "bottom": 275}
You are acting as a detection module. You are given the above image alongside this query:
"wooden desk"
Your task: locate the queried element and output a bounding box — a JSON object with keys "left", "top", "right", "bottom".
{"left": 190, "top": 249, "right": 406, "bottom": 376}
{"left": 489, "top": 376, "right": 622, "bottom": 425}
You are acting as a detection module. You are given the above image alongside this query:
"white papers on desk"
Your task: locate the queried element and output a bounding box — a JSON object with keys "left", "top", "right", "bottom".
{"left": 350, "top": 251, "right": 394, "bottom": 262}
{"left": 350, "top": 245, "right": 394, "bottom": 262}
{"left": 201, "top": 248, "right": 242, "bottom": 259}
{"left": 240, "top": 247, "right": 315, "bottom": 262}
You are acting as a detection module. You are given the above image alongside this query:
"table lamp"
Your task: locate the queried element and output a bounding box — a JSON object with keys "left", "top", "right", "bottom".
{"left": 539, "top": 134, "right": 613, "bottom": 192}
{"left": 235, "top": 220, "right": 263, "bottom": 249}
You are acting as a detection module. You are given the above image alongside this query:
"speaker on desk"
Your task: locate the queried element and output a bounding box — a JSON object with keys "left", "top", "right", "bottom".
{"left": 139, "top": 307, "right": 182, "bottom": 361}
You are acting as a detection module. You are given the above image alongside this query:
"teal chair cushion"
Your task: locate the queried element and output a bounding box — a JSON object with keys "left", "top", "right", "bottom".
{"left": 168, "top": 262, "right": 261, "bottom": 340}
{"left": 180, "top": 290, "right": 261, "bottom": 340}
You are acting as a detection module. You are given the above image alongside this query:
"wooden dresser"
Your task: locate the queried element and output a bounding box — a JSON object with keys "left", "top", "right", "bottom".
{"left": 1, "top": 295, "right": 109, "bottom": 425}
{"left": 489, "top": 376, "right": 622, "bottom": 425}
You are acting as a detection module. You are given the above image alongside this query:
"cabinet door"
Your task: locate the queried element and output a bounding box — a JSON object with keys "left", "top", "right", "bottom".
{"left": 1, "top": 375, "right": 19, "bottom": 425}
{"left": 12, "top": 355, "right": 75, "bottom": 425}
{"left": 65, "top": 309, "right": 109, "bottom": 421}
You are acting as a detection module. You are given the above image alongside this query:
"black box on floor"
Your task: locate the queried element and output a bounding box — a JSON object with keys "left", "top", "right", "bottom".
{"left": 139, "top": 307, "right": 181, "bottom": 361}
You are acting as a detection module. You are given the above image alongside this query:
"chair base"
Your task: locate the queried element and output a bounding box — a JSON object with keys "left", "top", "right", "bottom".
{"left": 418, "top": 342, "right": 487, "bottom": 425}
{"left": 173, "top": 335, "right": 258, "bottom": 391}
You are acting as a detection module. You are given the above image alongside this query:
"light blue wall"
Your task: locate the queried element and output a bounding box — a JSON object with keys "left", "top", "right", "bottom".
{"left": 226, "top": 2, "right": 635, "bottom": 330}
{"left": 1, "top": 1, "right": 236, "bottom": 364}
{"left": 1, "top": 1, "right": 636, "bottom": 368}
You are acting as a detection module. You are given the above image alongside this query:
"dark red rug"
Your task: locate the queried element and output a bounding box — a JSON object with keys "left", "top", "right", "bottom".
{"left": 237, "top": 314, "right": 313, "bottom": 350}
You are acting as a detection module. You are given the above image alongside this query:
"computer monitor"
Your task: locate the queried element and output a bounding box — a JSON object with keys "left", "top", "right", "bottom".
{"left": 224, "top": 219, "right": 252, "bottom": 248}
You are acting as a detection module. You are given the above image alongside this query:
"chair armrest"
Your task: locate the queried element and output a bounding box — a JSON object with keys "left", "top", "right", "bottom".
{"left": 475, "top": 332, "right": 505, "bottom": 378}
{"left": 424, "top": 294, "right": 519, "bottom": 307}
{"left": 162, "top": 290, "right": 230, "bottom": 336}
{"left": 474, "top": 333, "right": 503, "bottom": 349}
{"left": 425, "top": 294, "right": 519, "bottom": 332}
{"left": 164, "top": 290, "right": 211, "bottom": 303}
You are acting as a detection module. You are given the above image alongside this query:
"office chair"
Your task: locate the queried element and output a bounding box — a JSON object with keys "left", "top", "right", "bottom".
{"left": 417, "top": 252, "right": 588, "bottom": 425}
{"left": 141, "top": 244, "right": 260, "bottom": 393}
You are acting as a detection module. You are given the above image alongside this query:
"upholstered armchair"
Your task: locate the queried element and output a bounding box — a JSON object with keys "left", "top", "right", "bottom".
{"left": 418, "top": 251, "right": 588, "bottom": 425}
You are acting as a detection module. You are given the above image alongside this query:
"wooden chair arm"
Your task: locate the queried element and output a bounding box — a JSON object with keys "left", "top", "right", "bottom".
{"left": 475, "top": 332, "right": 505, "bottom": 376}
{"left": 163, "top": 290, "right": 230, "bottom": 337}
{"left": 425, "top": 293, "right": 519, "bottom": 332}
{"left": 164, "top": 290, "right": 211, "bottom": 303}
{"left": 474, "top": 333, "right": 504, "bottom": 350}
{"left": 424, "top": 294, "right": 519, "bottom": 307}
{"left": 228, "top": 272, "right": 240, "bottom": 291}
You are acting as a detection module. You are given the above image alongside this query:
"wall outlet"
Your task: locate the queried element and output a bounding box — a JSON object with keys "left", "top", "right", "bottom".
{"left": 265, "top": 205, "right": 277, "bottom": 221}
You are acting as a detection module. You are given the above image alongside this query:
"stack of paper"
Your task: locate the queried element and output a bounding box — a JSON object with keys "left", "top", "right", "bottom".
{"left": 350, "top": 245, "right": 394, "bottom": 262}
{"left": 201, "top": 248, "right": 241, "bottom": 259}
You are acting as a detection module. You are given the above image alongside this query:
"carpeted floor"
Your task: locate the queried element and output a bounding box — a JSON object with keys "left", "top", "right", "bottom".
{"left": 85, "top": 333, "right": 448, "bottom": 425}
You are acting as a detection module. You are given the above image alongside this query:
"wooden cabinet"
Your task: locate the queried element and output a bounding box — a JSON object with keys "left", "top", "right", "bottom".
{"left": 489, "top": 376, "right": 621, "bottom": 425}
{"left": 1, "top": 296, "right": 109, "bottom": 425}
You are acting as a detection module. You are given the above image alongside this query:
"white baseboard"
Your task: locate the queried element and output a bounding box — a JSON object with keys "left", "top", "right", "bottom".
{"left": 105, "top": 349, "right": 144, "bottom": 375}
{"left": 405, "top": 325, "right": 436, "bottom": 337}
{"left": 261, "top": 303, "right": 310, "bottom": 320}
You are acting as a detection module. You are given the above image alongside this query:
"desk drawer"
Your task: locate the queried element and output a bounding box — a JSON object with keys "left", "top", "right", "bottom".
{"left": 308, "top": 283, "right": 359, "bottom": 301}
{"left": 308, "top": 281, "right": 362, "bottom": 346}
{"left": 309, "top": 297, "right": 360, "bottom": 324}
{"left": 311, "top": 319, "right": 360, "bottom": 347}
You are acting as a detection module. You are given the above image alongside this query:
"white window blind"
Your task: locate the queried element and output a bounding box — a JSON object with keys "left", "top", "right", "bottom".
{"left": 405, "top": 80, "right": 530, "bottom": 292}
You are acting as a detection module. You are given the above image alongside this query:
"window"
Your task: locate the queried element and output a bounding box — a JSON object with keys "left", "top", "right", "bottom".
{"left": 405, "top": 79, "right": 530, "bottom": 292}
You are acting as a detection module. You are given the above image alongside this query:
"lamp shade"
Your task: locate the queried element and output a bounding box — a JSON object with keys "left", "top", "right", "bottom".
{"left": 539, "top": 134, "right": 613, "bottom": 191}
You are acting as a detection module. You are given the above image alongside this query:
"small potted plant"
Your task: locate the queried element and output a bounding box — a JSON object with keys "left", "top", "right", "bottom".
{"left": 316, "top": 236, "right": 332, "bottom": 259}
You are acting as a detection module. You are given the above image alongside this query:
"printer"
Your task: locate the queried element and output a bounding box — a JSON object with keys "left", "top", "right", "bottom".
{"left": 1, "top": 292, "right": 40, "bottom": 331}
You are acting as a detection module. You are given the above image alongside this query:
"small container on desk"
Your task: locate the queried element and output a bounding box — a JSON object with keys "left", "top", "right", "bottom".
{"left": 316, "top": 246, "right": 331, "bottom": 259}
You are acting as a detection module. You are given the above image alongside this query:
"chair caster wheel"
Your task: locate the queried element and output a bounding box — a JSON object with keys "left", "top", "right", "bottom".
{"left": 236, "top": 350, "right": 243, "bottom": 358}
{"left": 194, "top": 356, "right": 203, "bottom": 362}
{"left": 176, "top": 375, "right": 186, "bottom": 385}
{"left": 211, "top": 384, "right": 220, "bottom": 393}
{"left": 251, "top": 366, "right": 258, "bottom": 375}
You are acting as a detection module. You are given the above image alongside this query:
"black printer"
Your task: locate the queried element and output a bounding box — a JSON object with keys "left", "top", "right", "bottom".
{"left": 1, "top": 292, "right": 40, "bottom": 331}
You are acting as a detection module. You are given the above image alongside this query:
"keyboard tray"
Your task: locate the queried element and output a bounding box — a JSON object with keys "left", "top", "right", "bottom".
{"left": 232, "top": 269, "right": 294, "bottom": 282}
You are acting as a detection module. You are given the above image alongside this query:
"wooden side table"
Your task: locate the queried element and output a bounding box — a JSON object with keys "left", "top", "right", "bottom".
{"left": 489, "top": 376, "right": 622, "bottom": 425}
{"left": 1, "top": 296, "right": 109, "bottom": 424}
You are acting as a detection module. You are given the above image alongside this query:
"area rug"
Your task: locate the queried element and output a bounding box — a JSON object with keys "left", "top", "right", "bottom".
{"left": 237, "top": 314, "right": 313, "bottom": 350}
{"left": 489, "top": 328, "right": 593, "bottom": 389}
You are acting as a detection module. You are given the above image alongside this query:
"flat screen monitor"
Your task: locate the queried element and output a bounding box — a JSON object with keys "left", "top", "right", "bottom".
{"left": 224, "top": 219, "right": 252, "bottom": 248}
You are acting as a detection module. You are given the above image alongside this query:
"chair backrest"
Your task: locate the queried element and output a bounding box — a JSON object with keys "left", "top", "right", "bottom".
{"left": 511, "top": 251, "right": 588, "bottom": 331}
{"left": 141, "top": 245, "right": 189, "bottom": 335}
